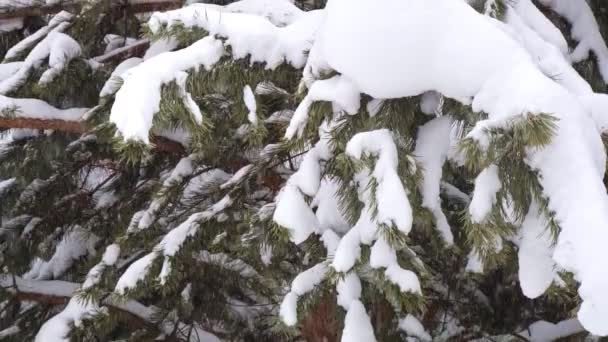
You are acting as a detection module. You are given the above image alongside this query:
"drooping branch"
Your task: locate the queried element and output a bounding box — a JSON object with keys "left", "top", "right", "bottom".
{"left": 0, "top": 116, "right": 185, "bottom": 154}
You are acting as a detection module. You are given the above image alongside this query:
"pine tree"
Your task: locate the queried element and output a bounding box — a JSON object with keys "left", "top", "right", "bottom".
{"left": 1, "top": 0, "right": 608, "bottom": 341}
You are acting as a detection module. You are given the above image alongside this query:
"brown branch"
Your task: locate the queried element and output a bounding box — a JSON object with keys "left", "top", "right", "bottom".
{"left": 2, "top": 276, "right": 154, "bottom": 331}
{"left": 0, "top": 116, "right": 85, "bottom": 132}
{"left": 0, "top": 0, "right": 183, "bottom": 20}
{"left": 0, "top": 116, "right": 185, "bottom": 154}
{"left": 93, "top": 39, "right": 150, "bottom": 63}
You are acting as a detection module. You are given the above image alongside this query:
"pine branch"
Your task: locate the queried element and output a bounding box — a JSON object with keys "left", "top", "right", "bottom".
{"left": 0, "top": 116, "right": 185, "bottom": 153}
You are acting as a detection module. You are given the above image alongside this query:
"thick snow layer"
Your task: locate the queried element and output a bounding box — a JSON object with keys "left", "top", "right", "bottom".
{"left": 414, "top": 116, "right": 454, "bottom": 244}
{"left": 0, "top": 95, "right": 87, "bottom": 121}
{"left": 341, "top": 300, "right": 376, "bottom": 342}
{"left": 149, "top": 5, "right": 323, "bottom": 70}
{"left": 310, "top": 0, "right": 608, "bottom": 333}
{"left": 0, "top": 31, "right": 80, "bottom": 94}
{"left": 505, "top": 5, "right": 592, "bottom": 97}
{"left": 110, "top": 37, "right": 224, "bottom": 142}
{"left": 319, "top": 0, "right": 530, "bottom": 101}
{"left": 346, "top": 129, "right": 412, "bottom": 234}
{"left": 517, "top": 202, "right": 556, "bottom": 299}
{"left": 537, "top": 0, "right": 608, "bottom": 82}
{"left": 469, "top": 165, "right": 500, "bottom": 223}
{"left": 511, "top": 0, "right": 568, "bottom": 56}
{"left": 399, "top": 315, "right": 432, "bottom": 341}
{"left": 99, "top": 57, "right": 142, "bottom": 98}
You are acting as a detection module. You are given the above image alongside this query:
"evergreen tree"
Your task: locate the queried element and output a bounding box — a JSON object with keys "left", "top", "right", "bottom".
{"left": 0, "top": 0, "right": 608, "bottom": 341}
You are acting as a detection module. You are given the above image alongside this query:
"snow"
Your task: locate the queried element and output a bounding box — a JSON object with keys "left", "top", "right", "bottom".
{"left": 312, "top": 179, "right": 350, "bottom": 234}
{"left": 225, "top": 0, "right": 303, "bottom": 26}
{"left": 0, "top": 95, "right": 87, "bottom": 121}
{"left": 99, "top": 57, "right": 142, "bottom": 98}
{"left": 511, "top": 0, "right": 568, "bottom": 56}
{"left": 0, "top": 62, "right": 22, "bottom": 82}
{"left": 273, "top": 183, "right": 319, "bottom": 244}
{"left": 115, "top": 252, "right": 156, "bottom": 295}
{"left": 302, "top": 0, "right": 608, "bottom": 333}
{"left": 536, "top": 0, "right": 608, "bottom": 82}
{"left": 519, "top": 319, "right": 585, "bottom": 341}
{"left": 125, "top": 195, "right": 233, "bottom": 288}
{"left": 346, "top": 129, "right": 412, "bottom": 234}
{"left": 414, "top": 116, "right": 454, "bottom": 244}
{"left": 198, "top": 251, "right": 259, "bottom": 278}
{"left": 24, "top": 227, "right": 98, "bottom": 281}
{"left": 83, "top": 244, "right": 120, "bottom": 289}
{"left": 399, "top": 315, "right": 431, "bottom": 341}
{"left": 341, "top": 300, "right": 376, "bottom": 342}
{"left": 280, "top": 263, "right": 327, "bottom": 326}
{"left": 385, "top": 265, "right": 422, "bottom": 294}
{"left": 0, "top": 31, "right": 81, "bottom": 94}
{"left": 243, "top": 85, "right": 258, "bottom": 125}
{"left": 336, "top": 272, "right": 361, "bottom": 310}
{"left": 0, "top": 326, "right": 19, "bottom": 338}
{"left": 221, "top": 164, "right": 253, "bottom": 189}
{"left": 289, "top": 137, "right": 331, "bottom": 196}
{"left": 469, "top": 165, "right": 501, "bottom": 223}
{"left": 0, "top": 18, "right": 23, "bottom": 33}
{"left": 517, "top": 202, "right": 556, "bottom": 299}
{"left": 0, "top": 178, "right": 16, "bottom": 195}
{"left": 143, "top": 37, "right": 179, "bottom": 60}
{"left": 149, "top": 5, "right": 323, "bottom": 71}
{"left": 110, "top": 36, "right": 224, "bottom": 143}
{"left": 332, "top": 226, "right": 361, "bottom": 273}
{"left": 35, "top": 296, "right": 96, "bottom": 342}
{"left": 279, "top": 292, "right": 298, "bottom": 326}
{"left": 103, "top": 34, "right": 138, "bottom": 54}
{"left": 3, "top": 11, "right": 72, "bottom": 62}
{"left": 285, "top": 75, "right": 360, "bottom": 139}
{"left": 466, "top": 250, "right": 485, "bottom": 274}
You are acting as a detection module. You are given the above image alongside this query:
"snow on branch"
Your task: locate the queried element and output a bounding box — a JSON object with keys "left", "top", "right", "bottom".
{"left": 281, "top": 0, "right": 608, "bottom": 334}
{"left": 0, "top": 0, "right": 183, "bottom": 20}
{"left": 537, "top": 0, "right": 608, "bottom": 83}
